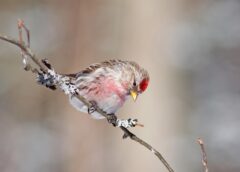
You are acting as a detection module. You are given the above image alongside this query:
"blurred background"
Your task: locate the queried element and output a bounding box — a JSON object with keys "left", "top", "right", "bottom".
{"left": 0, "top": 0, "right": 240, "bottom": 171}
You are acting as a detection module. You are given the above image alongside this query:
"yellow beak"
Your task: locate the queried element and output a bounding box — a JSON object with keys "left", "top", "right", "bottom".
{"left": 130, "top": 90, "right": 138, "bottom": 102}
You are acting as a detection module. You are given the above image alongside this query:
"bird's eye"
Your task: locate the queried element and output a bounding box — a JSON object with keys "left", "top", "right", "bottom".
{"left": 133, "top": 80, "right": 136, "bottom": 86}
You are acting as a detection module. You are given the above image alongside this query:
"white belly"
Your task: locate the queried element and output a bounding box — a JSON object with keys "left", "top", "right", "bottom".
{"left": 69, "top": 94, "right": 125, "bottom": 119}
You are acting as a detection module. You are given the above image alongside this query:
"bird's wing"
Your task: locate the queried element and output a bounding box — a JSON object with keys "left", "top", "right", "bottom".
{"left": 63, "top": 59, "right": 127, "bottom": 78}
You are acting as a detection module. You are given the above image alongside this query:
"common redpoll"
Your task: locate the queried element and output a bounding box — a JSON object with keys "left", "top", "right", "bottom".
{"left": 67, "top": 59, "right": 149, "bottom": 119}
{"left": 38, "top": 59, "right": 149, "bottom": 120}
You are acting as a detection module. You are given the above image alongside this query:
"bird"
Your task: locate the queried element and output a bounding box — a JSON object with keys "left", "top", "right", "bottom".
{"left": 38, "top": 59, "right": 149, "bottom": 119}
{"left": 66, "top": 59, "right": 150, "bottom": 119}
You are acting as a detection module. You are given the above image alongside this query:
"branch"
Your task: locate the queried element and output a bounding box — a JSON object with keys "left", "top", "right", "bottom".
{"left": 0, "top": 20, "right": 174, "bottom": 172}
{"left": 197, "top": 138, "right": 209, "bottom": 172}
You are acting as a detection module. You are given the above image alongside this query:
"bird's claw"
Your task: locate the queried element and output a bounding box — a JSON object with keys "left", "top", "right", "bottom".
{"left": 106, "top": 114, "right": 118, "bottom": 126}
{"left": 88, "top": 101, "right": 98, "bottom": 114}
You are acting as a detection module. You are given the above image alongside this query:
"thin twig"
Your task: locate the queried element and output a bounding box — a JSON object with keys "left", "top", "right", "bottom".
{"left": 0, "top": 34, "right": 47, "bottom": 72}
{"left": 197, "top": 138, "right": 209, "bottom": 172}
{"left": 75, "top": 90, "right": 174, "bottom": 171}
{"left": 0, "top": 21, "right": 174, "bottom": 172}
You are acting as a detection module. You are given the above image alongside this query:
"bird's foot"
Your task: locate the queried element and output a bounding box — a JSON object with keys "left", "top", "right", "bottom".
{"left": 106, "top": 114, "right": 118, "bottom": 126}
{"left": 88, "top": 101, "right": 98, "bottom": 114}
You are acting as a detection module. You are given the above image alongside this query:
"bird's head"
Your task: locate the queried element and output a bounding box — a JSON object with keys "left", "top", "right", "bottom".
{"left": 127, "top": 62, "right": 150, "bottom": 101}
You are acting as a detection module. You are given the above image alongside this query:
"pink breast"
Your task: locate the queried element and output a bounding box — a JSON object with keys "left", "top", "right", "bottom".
{"left": 87, "top": 78, "right": 126, "bottom": 104}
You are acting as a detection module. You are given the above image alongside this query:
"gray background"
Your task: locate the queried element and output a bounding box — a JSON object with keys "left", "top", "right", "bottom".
{"left": 0, "top": 0, "right": 239, "bottom": 171}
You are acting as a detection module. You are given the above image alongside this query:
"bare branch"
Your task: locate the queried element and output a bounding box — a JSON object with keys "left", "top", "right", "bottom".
{"left": 0, "top": 34, "right": 47, "bottom": 72}
{"left": 0, "top": 20, "right": 174, "bottom": 172}
{"left": 75, "top": 87, "right": 174, "bottom": 171}
{"left": 197, "top": 138, "right": 209, "bottom": 172}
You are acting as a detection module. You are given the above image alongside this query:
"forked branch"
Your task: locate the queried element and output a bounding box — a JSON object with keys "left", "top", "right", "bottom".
{"left": 0, "top": 20, "right": 174, "bottom": 172}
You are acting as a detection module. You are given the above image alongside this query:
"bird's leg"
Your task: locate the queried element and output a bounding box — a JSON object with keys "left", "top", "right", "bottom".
{"left": 88, "top": 100, "right": 98, "bottom": 114}
{"left": 106, "top": 114, "right": 118, "bottom": 126}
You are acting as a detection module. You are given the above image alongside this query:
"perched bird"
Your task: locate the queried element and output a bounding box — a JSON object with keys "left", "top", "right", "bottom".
{"left": 38, "top": 59, "right": 149, "bottom": 119}
{"left": 67, "top": 59, "right": 149, "bottom": 119}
